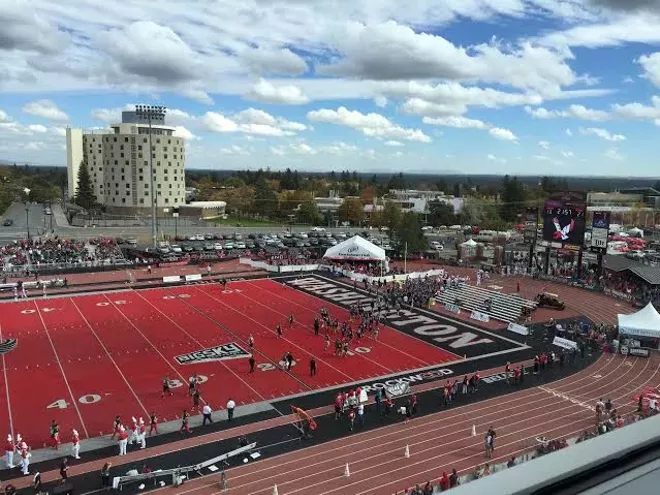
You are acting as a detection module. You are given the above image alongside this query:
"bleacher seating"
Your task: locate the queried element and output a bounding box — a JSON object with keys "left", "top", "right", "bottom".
{"left": 437, "top": 283, "right": 537, "bottom": 323}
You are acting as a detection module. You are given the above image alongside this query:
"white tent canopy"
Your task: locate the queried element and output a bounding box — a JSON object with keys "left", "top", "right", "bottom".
{"left": 462, "top": 238, "right": 478, "bottom": 247}
{"left": 618, "top": 302, "right": 660, "bottom": 339}
{"left": 323, "top": 235, "right": 386, "bottom": 261}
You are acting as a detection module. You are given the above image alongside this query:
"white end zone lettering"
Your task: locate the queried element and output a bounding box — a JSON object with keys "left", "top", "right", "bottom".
{"left": 283, "top": 274, "right": 522, "bottom": 358}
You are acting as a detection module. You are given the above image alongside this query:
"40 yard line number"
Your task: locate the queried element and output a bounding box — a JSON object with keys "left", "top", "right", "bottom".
{"left": 47, "top": 394, "right": 102, "bottom": 410}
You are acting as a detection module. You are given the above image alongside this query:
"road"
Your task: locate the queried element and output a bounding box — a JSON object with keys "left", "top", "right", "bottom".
{"left": 0, "top": 202, "right": 370, "bottom": 242}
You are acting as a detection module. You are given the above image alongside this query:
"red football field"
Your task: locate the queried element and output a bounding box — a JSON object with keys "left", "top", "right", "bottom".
{"left": 0, "top": 278, "right": 459, "bottom": 447}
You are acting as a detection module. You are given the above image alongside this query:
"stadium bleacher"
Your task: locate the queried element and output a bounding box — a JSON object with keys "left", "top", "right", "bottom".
{"left": 437, "top": 282, "right": 537, "bottom": 323}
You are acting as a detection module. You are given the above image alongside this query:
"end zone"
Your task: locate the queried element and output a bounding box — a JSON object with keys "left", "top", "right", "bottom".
{"left": 280, "top": 274, "right": 528, "bottom": 361}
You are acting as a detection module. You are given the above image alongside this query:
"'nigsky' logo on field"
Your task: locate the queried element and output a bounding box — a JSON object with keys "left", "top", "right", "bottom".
{"left": 175, "top": 343, "right": 250, "bottom": 365}
{"left": 0, "top": 339, "right": 17, "bottom": 355}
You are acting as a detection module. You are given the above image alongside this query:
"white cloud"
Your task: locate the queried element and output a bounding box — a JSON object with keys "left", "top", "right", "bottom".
{"left": 200, "top": 108, "right": 306, "bottom": 138}
{"left": 566, "top": 128, "right": 573, "bottom": 136}
{"left": 604, "top": 147, "right": 625, "bottom": 160}
{"left": 374, "top": 96, "right": 388, "bottom": 108}
{"left": 181, "top": 89, "right": 214, "bottom": 105}
{"left": 384, "top": 140, "right": 404, "bottom": 147}
{"left": 638, "top": 52, "right": 660, "bottom": 87}
{"left": 524, "top": 104, "right": 610, "bottom": 121}
{"left": 219, "top": 145, "right": 250, "bottom": 155}
{"left": 489, "top": 127, "right": 518, "bottom": 141}
{"left": 244, "top": 79, "right": 309, "bottom": 105}
{"left": 241, "top": 47, "right": 308, "bottom": 76}
{"left": 612, "top": 96, "right": 660, "bottom": 122}
{"left": 561, "top": 150, "right": 574, "bottom": 158}
{"left": 22, "top": 99, "right": 69, "bottom": 122}
{"left": 579, "top": 127, "right": 626, "bottom": 141}
{"left": 538, "top": 140, "right": 550, "bottom": 149}
{"left": 487, "top": 154, "right": 507, "bottom": 164}
{"left": 0, "top": 110, "right": 11, "bottom": 123}
{"left": 173, "top": 126, "right": 197, "bottom": 141}
{"left": 538, "top": 15, "right": 660, "bottom": 49}
{"left": 320, "top": 20, "right": 580, "bottom": 94}
{"left": 422, "top": 115, "right": 489, "bottom": 129}
{"left": 307, "top": 106, "right": 431, "bottom": 143}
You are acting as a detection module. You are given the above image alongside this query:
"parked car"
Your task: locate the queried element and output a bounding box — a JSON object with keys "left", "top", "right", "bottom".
{"left": 170, "top": 245, "right": 183, "bottom": 253}
{"left": 2, "top": 219, "right": 13, "bottom": 227}
{"left": 235, "top": 241, "right": 246, "bottom": 249}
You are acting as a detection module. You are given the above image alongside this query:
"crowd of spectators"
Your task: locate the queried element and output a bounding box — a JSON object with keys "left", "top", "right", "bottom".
{"left": 0, "top": 237, "right": 126, "bottom": 274}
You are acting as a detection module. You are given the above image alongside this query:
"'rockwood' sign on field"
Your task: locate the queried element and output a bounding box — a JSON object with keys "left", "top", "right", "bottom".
{"left": 285, "top": 276, "right": 523, "bottom": 358}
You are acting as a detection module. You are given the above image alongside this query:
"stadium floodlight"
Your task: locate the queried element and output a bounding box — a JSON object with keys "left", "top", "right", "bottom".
{"left": 134, "top": 105, "right": 167, "bottom": 247}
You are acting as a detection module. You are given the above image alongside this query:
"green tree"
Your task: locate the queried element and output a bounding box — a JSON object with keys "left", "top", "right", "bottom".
{"left": 74, "top": 160, "right": 96, "bottom": 210}
{"left": 500, "top": 175, "right": 526, "bottom": 222}
{"left": 252, "top": 176, "right": 278, "bottom": 218}
{"left": 298, "top": 199, "right": 323, "bottom": 225}
{"left": 381, "top": 200, "right": 402, "bottom": 232}
{"left": 428, "top": 200, "right": 455, "bottom": 227}
{"left": 387, "top": 172, "right": 405, "bottom": 190}
{"left": 338, "top": 198, "right": 365, "bottom": 225}
{"left": 393, "top": 212, "right": 428, "bottom": 253}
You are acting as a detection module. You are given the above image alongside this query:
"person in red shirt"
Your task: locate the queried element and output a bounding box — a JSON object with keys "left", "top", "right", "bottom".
{"left": 5, "top": 435, "right": 15, "bottom": 469}
{"left": 514, "top": 367, "right": 521, "bottom": 385}
{"left": 439, "top": 472, "right": 450, "bottom": 491}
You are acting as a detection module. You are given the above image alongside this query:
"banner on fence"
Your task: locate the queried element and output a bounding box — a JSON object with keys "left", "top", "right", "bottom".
{"left": 470, "top": 310, "right": 490, "bottom": 323}
{"left": 507, "top": 322, "right": 530, "bottom": 336}
{"left": 163, "top": 276, "right": 181, "bottom": 283}
{"left": 627, "top": 347, "right": 650, "bottom": 358}
{"left": 185, "top": 274, "right": 202, "bottom": 282}
{"left": 552, "top": 336, "right": 578, "bottom": 350}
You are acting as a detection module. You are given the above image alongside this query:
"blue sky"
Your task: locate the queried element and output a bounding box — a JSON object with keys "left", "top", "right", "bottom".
{"left": 1, "top": 0, "right": 660, "bottom": 176}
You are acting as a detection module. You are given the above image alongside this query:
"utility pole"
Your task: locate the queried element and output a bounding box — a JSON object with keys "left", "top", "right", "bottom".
{"left": 135, "top": 105, "right": 167, "bottom": 247}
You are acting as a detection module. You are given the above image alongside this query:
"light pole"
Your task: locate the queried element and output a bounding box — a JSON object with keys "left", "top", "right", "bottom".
{"left": 135, "top": 104, "right": 167, "bottom": 247}
{"left": 23, "top": 187, "right": 31, "bottom": 240}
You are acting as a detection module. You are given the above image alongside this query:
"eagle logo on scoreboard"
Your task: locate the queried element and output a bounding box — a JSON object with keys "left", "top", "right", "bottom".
{"left": 175, "top": 343, "right": 250, "bottom": 365}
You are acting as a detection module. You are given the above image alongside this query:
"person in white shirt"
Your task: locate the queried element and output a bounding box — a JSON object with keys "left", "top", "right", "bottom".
{"left": 202, "top": 404, "right": 213, "bottom": 425}
{"left": 226, "top": 399, "right": 236, "bottom": 422}
{"left": 71, "top": 429, "right": 80, "bottom": 459}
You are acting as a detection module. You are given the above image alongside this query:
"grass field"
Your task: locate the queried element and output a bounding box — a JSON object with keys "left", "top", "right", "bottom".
{"left": 205, "top": 215, "right": 308, "bottom": 228}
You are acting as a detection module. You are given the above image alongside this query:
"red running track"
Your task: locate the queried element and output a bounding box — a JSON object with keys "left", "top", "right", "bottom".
{"left": 0, "top": 279, "right": 456, "bottom": 446}
{"left": 164, "top": 353, "right": 660, "bottom": 495}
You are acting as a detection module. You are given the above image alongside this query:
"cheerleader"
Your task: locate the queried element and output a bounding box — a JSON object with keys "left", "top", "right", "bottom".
{"left": 5, "top": 434, "right": 14, "bottom": 468}
{"left": 20, "top": 441, "right": 30, "bottom": 475}
{"left": 71, "top": 429, "right": 80, "bottom": 459}
{"left": 149, "top": 412, "right": 158, "bottom": 436}
{"left": 137, "top": 418, "right": 146, "bottom": 449}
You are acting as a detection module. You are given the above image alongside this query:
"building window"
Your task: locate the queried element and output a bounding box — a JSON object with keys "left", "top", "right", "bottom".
{"left": 139, "top": 175, "right": 143, "bottom": 181}
{"left": 144, "top": 191, "right": 149, "bottom": 196}
{"left": 165, "top": 198, "right": 169, "bottom": 204}
{"left": 138, "top": 145, "right": 142, "bottom": 151}
{"left": 143, "top": 161, "right": 148, "bottom": 166}
{"left": 157, "top": 183, "right": 161, "bottom": 189}
{"left": 140, "top": 198, "right": 144, "bottom": 204}
{"left": 126, "top": 183, "right": 130, "bottom": 188}
{"left": 113, "top": 137, "right": 117, "bottom": 142}
{"left": 122, "top": 198, "right": 126, "bottom": 203}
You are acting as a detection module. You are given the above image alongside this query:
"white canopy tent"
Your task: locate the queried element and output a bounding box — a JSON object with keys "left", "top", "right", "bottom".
{"left": 617, "top": 302, "right": 660, "bottom": 339}
{"left": 462, "top": 238, "right": 478, "bottom": 247}
{"left": 323, "top": 235, "right": 386, "bottom": 262}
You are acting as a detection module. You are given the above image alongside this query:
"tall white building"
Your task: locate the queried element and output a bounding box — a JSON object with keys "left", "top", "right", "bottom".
{"left": 66, "top": 111, "right": 186, "bottom": 214}
{"left": 65, "top": 127, "right": 83, "bottom": 199}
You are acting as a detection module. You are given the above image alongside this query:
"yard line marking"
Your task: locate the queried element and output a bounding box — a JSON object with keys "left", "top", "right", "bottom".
{"left": 33, "top": 300, "right": 89, "bottom": 439}
{"left": 130, "top": 289, "right": 268, "bottom": 404}
{"left": 70, "top": 299, "right": 151, "bottom": 419}
{"left": 194, "top": 286, "right": 361, "bottom": 381}
{"left": 100, "top": 293, "right": 200, "bottom": 401}
{"left": 0, "top": 323, "right": 15, "bottom": 438}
